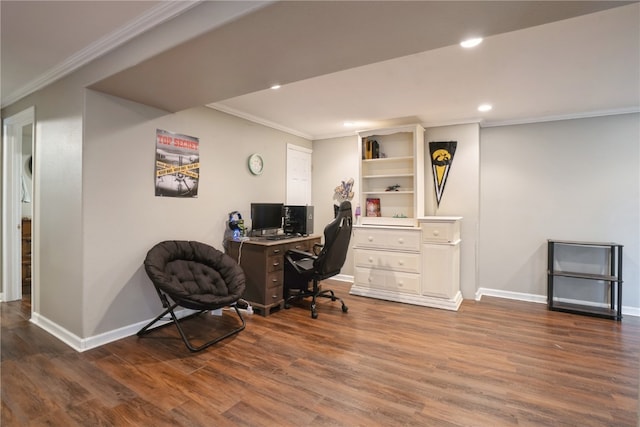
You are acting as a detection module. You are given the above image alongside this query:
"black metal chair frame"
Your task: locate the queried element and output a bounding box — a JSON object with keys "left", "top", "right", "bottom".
{"left": 137, "top": 288, "right": 245, "bottom": 352}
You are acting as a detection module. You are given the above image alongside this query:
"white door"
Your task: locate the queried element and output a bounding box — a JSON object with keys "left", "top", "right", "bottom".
{"left": 286, "top": 144, "right": 312, "bottom": 205}
{"left": 2, "top": 107, "right": 34, "bottom": 302}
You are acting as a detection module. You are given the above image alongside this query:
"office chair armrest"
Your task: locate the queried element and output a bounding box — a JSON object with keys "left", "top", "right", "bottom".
{"left": 286, "top": 248, "right": 315, "bottom": 261}
{"left": 285, "top": 249, "right": 316, "bottom": 275}
{"left": 312, "top": 243, "right": 324, "bottom": 256}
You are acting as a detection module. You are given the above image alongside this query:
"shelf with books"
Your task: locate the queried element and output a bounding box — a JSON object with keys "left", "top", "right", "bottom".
{"left": 358, "top": 125, "right": 424, "bottom": 226}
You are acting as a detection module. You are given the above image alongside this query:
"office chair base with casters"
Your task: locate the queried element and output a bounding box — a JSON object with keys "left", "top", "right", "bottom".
{"left": 284, "top": 270, "right": 349, "bottom": 318}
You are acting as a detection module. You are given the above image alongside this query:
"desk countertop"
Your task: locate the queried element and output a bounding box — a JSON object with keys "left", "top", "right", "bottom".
{"left": 229, "top": 235, "right": 320, "bottom": 246}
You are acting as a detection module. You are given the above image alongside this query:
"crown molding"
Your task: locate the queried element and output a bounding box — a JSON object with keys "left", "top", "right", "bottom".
{"left": 1, "top": 1, "right": 201, "bottom": 109}
{"left": 481, "top": 107, "right": 640, "bottom": 128}
{"left": 206, "top": 103, "right": 314, "bottom": 140}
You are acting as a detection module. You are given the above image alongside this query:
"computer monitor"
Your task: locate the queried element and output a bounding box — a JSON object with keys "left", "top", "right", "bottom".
{"left": 250, "top": 203, "right": 283, "bottom": 235}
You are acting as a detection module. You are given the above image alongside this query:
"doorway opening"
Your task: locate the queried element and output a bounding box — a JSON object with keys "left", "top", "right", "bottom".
{"left": 2, "top": 106, "right": 35, "bottom": 315}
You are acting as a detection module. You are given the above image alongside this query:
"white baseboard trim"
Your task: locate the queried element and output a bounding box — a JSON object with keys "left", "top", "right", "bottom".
{"left": 475, "top": 287, "right": 547, "bottom": 304}
{"left": 30, "top": 307, "right": 199, "bottom": 352}
{"left": 28, "top": 282, "right": 639, "bottom": 353}
{"left": 331, "top": 274, "right": 354, "bottom": 283}
{"left": 475, "top": 287, "right": 639, "bottom": 317}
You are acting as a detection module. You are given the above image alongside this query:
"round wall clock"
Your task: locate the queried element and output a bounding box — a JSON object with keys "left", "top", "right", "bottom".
{"left": 248, "top": 153, "right": 264, "bottom": 175}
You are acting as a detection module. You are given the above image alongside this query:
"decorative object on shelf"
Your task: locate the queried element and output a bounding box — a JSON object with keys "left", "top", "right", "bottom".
{"left": 429, "top": 141, "right": 457, "bottom": 207}
{"left": 366, "top": 198, "right": 381, "bottom": 217}
{"left": 334, "top": 177, "right": 354, "bottom": 201}
{"left": 392, "top": 213, "right": 407, "bottom": 218}
{"left": 363, "top": 138, "right": 380, "bottom": 159}
{"left": 155, "top": 129, "right": 200, "bottom": 198}
{"left": 386, "top": 184, "right": 401, "bottom": 191}
{"left": 247, "top": 153, "right": 264, "bottom": 175}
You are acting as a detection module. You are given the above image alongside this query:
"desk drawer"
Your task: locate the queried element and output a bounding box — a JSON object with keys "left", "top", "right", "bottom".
{"left": 267, "top": 255, "right": 283, "bottom": 273}
{"left": 267, "top": 246, "right": 285, "bottom": 257}
{"left": 264, "top": 284, "right": 283, "bottom": 305}
{"left": 266, "top": 271, "right": 283, "bottom": 288}
{"left": 354, "top": 249, "right": 420, "bottom": 273}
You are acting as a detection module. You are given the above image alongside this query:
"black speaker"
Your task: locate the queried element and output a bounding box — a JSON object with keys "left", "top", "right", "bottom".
{"left": 283, "top": 205, "right": 314, "bottom": 236}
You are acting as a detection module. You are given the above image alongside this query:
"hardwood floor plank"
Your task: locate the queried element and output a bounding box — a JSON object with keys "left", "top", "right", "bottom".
{"left": 2, "top": 281, "right": 638, "bottom": 426}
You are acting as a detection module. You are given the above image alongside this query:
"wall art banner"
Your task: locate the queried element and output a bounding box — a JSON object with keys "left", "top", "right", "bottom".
{"left": 155, "top": 129, "right": 200, "bottom": 198}
{"left": 429, "top": 141, "right": 457, "bottom": 207}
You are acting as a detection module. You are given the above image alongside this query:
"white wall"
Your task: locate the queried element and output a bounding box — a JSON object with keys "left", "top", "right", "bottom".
{"left": 82, "top": 91, "right": 311, "bottom": 336}
{"left": 425, "top": 124, "right": 480, "bottom": 299}
{"left": 311, "top": 134, "right": 359, "bottom": 276}
{"left": 479, "top": 114, "right": 639, "bottom": 311}
{"left": 0, "top": 0, "right": 287, "bottom": 340}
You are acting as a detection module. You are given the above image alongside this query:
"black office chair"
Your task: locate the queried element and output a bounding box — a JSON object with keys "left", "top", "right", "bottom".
{"left": 284, "top": 201, "right": 353, "bottom": 318}
{"left": 137, "top": 240, "right": 246, "bottom": 352}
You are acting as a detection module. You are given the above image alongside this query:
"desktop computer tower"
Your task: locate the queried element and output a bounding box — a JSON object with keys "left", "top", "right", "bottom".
{"left": 283, "top": 205, "right": 314, "bottom": 236}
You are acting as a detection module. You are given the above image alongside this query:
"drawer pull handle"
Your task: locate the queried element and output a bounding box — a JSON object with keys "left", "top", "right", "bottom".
{"left": 273, "top": 249, "right": 281, "bottom": 254}
{"left": 271, "top": 278, "right": 278, "bottom": 283}
{"left": 398, "top": 281, "right": 404, "bottom": 287}
{"left": 398, "top": 260, "right": 404, "bottom": 266}
{"left": 272, "top": 262, "right": 280, "bottom": 267}
{"left": 398, "top": 238, "right": 404, "bottom": 244}
{"left": 433, "top": 230, "right": 440, "bottom": 236}
{"left": 368, "top": 257, "right": 374, "bottom": 262}
{"left": 368, "top": 236, "right": 374, "bottom": 242}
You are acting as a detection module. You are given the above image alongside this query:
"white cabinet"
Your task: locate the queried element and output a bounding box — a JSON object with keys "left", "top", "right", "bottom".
{"left": 350, "top": 217, "right": 462, "bottom": 311}
{"left": 358, "top": 125, "right": 425, "bottom": 227}
{"left": 420, "top": 217, "right": 462, "bottom": 305}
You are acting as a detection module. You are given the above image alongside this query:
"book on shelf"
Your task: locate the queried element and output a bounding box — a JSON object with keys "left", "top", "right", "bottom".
{"left": 366, "top": 198, "right": 381, "bottom": 217}
{"left": 363, "top": 139, "right": 380, "bottom": 160}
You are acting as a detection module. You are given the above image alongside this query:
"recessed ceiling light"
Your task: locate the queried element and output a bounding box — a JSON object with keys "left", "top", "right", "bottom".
{"left": 478, "top": 103, "right": 493, "bottom": 112}
{"left": 270, "top": 84, "right": 281, "bottom": 90}
{"left": 460, "top": 37, "right": 483, "bottom": 48}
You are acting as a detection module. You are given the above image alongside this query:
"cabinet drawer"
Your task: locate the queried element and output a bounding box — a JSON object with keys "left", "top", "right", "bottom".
{"left": 388, "top": 272, "right": 421, "bottom": 295}
{"left": 353, "top": 228, "right": 420, "bottom": 251}
{"left": 421, "top": 220, "right": 460, "bottom": 243}
{"left": 354, "top": 267, "right": 386, "bottom": 290}
{"left": 354, "top": 267, "right": 420, "bottom": 295}
{"left": 354, "top": 249, "right": 420, "bottom": 273}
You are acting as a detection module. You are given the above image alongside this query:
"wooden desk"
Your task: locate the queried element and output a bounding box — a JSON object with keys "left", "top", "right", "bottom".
{"left": 225, "top": 235, "right": 321, "bottom": 316}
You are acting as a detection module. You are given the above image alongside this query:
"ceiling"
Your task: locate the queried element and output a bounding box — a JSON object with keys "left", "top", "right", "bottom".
{"left": 2, "top": 1, "right": 639, "bottom": 140}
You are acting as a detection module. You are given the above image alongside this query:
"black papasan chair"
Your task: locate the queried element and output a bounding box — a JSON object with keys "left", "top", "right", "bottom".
{"left": 137, "top": 240, "right": 246, "bottom": 352}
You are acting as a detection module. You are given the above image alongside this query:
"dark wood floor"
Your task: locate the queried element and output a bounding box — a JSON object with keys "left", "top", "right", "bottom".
{"left": 2, "top": 281, "right": 639, "bottom": 426}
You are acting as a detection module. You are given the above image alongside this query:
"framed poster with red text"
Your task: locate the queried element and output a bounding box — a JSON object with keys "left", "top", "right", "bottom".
{"left": 155, "top": 129, "right": 199, "bottom": 198}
